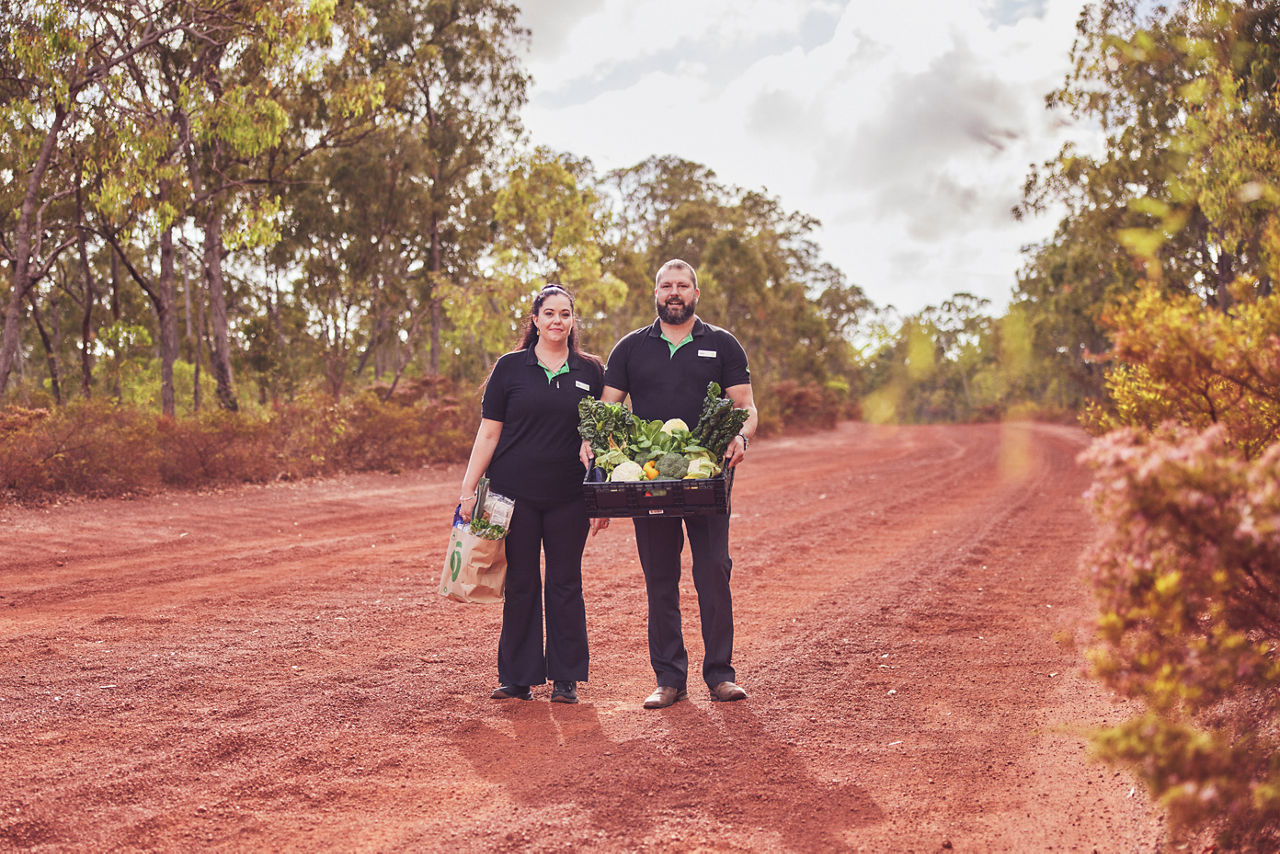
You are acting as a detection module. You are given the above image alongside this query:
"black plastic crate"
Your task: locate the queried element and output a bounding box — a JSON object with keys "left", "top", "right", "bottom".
{"left": 582, "top": 465, "right": 734, "bottom": 517}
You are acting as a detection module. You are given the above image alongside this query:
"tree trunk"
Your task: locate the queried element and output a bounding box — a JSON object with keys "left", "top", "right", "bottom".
{"left": 183, "top": 260, "right": 204, "bottom": 412}
{"left": 0, "top": 106, "right": 68, "bottom": 395}
{"left": 157, "top": 226, "right": 178, "bottom": 417}
{"left": 202, "top": 210, "right": 237, "bottom": 411}
{"left": 78, "top": 240, "right": 96, "bottom": 398}
{"left": 428, "top": 214, "right": 442, "bottom": 375}
{"left": 110, "top": 248, "right": 121, "bottom": 322}
{"left": 76, "top": 179, "right": 96, "bottom": 398}
{"left": 26, "top": 292, "right": 62, "bottom": 404}
{"left": 0, "top": 278, "right": 31, "bottom": 396}
{"left": 195, "top": 284, "right": 206, "bottom": 414}
{"left": 270, "top": 278, "right": 286, "bottom": 405}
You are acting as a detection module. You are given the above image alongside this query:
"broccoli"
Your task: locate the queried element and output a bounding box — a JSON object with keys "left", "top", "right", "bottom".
{"left": 655, "top": 452, "right": 689, "bottom": 479}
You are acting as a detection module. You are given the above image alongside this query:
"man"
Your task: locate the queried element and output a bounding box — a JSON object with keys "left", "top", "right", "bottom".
{"left": 592, "top": 258, "right": 758, "bottom": 709}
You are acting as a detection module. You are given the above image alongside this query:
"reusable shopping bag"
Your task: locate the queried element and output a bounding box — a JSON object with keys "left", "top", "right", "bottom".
{"left": 439, "top": 481, "right": 513, "bottom": 604}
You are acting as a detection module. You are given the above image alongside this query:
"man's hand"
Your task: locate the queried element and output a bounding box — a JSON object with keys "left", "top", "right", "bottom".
{"left": 724, "top": 433, "right": 747, "bottom": 469}
{"left": 579, "top": 439, "right": 595, "bottom": 469}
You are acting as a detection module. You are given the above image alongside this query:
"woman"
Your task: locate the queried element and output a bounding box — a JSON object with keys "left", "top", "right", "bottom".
{"left": 457, "top": 284, "right": 608, "bottom": 704}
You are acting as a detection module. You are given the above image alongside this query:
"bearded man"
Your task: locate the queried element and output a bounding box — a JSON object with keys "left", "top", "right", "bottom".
{"left": 588, "top": 258, "right": 759, "bottom": 709}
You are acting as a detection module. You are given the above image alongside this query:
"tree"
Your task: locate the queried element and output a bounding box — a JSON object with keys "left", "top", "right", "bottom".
{"left": 357, "top": 0, "right": 529, "bottom": 376}
{"left": 447, "top": 147, "right": 625, "bottom": 359}
{"left": 1013, "top": 0, "right": 1280, "bottom": 409}
{"left": 167, "top": 0, "right": 377, "bottom": 410}
{"left": 600, "top": 155, "right": 868, "bottom": 403}
{"left": 1084, "top": 284, "right": 1280, "bottom": 458}
{"left": 0, "top": 1, "right": 189, "bottom": 396}
{"left": 1065, "top": 2, "right": 1280, "bottom": 846}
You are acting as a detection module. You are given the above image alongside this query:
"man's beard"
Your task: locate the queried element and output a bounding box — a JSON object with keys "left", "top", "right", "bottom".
{"left": 657, "top": 296, "right": 696, "bottom": 324}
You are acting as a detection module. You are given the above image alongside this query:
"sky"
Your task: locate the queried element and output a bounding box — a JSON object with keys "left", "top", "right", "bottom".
{"left": 514, "top": 0, "right": 1098, "bottom": 317}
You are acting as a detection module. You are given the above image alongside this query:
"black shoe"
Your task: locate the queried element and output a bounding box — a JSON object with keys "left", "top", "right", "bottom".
{"left": 490, "top": 684, "right": 532, "bottom": 700}
{"left": 550, "top": 681, "right": 578, "bottom": 704}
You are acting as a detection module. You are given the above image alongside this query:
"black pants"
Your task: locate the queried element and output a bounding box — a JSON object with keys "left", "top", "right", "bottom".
{"left": 497, "top": 494, "right": 590, "bottom": 686}
{"left": 632, "top": 513, "right": 735, "bottom": 690}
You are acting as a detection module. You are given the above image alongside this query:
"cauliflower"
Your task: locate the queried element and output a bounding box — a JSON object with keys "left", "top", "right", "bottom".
{"left": 656, "top": 452, "right": 689, "bottom": 479}
{"left": 660, "top": 418, "right": 690, "bottom": 434}
{"left": 684, "top": 458, "right": 718, "bottom": 479}
{"left": 610, "top": 460, "right": 645, "bottom": 482}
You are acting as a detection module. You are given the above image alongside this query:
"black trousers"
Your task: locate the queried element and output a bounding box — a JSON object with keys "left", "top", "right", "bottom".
{"left": 632, "top": 513, "right": 735, "bottom": 690}
{"left": 497, "top": 494, "right": 590, "bottom": 686}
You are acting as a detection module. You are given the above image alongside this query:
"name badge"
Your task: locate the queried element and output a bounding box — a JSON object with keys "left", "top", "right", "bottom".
{"left": 698, "top": 349, "right": 717, "bottom": 358}
{"left": 575, "top": 380, "right": 590, "bottom": 391}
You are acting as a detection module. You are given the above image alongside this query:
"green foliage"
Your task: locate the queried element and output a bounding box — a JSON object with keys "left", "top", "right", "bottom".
{"left": 1056, "top": 3, "right": 1280, "bottom": 846}
{"left": 856, "top": 295, "right": 1058, "bottom": 424}
{"left": 600, "top": 155, "right": 869, "bottom": 392}
{"left": 1012, "top": 0, "right": 1280, "bottom": 410}
{"left": 442, "top": 148, "right": 625, "bottom": 357}
{"left": 1083, "top": 285, "right": 1280, "bottom": 458}
{"left": 1082, "top": 425, "right": 1280, "bottom": 848}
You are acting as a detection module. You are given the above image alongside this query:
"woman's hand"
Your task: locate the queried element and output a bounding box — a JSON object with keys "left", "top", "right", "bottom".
{"left": 458, "top": 493, "right": 477, "bottom": 522}
{"left": 590, "top": 517, "right": 610, "bottom": 536}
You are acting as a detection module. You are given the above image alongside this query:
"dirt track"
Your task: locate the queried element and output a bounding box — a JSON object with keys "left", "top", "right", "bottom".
{"left": 0, "top": 421, "right": 1166, "bottom": 852}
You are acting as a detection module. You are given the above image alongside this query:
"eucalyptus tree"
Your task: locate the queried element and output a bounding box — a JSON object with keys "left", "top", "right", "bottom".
{"left": 353, "top": 0, "right": 529, "bottom": 376}
{"left": 601, "top": 155, "right": 867, "bottom": 392}
{"left": 1014, "top": 0, "right": 1280, "bottom": 406}
{"left": 458, "top": 147, "right": 626, "bottom": 361}
{"left": 156, "top": 0, "right": 380, "bottom": 411}
{"left": 0, "top": 0, "right": 193, "bottom": 397}
{"left": 1, "top": 0, "right": 380, "bottom": 412}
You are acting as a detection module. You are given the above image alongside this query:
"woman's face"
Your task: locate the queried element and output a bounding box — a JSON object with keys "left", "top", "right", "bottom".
{"left": 534, "top": 293, "right": 574, "bottom": 344}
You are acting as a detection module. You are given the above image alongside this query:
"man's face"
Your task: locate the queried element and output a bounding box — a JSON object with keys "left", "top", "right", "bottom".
{"left": 655, "top": 269, "right": 698, "bottom": 324}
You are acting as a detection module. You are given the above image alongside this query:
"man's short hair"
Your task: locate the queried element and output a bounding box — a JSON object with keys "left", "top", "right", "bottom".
{"left": 654, "top": 259, "right": 698, "bottom": 289}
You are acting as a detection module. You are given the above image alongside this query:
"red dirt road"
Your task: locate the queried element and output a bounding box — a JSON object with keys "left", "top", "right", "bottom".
{"left": 1, "top": 421, "right": 1166, "bottom": 852}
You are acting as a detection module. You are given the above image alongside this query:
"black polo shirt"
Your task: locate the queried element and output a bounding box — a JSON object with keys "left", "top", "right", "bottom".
{"left": 604, "top": 317, "right": 751, "bottom": 427}
{"left": 483, "top": 347, "right": 605, "bottom": 503}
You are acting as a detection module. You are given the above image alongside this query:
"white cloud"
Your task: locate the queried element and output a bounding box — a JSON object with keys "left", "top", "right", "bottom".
{"left": 516, "top": 0, "right": 1091, "bottom": 315}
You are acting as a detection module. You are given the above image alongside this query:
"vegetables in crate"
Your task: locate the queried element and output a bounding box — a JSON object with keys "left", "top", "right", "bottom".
{"left": 578, "top": 383, "right": 749, "bottom": 480}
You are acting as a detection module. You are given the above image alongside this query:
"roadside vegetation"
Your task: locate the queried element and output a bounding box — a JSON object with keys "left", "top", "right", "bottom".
{"left": 1026, "top": 1, "right": 1280, "bottom": 848}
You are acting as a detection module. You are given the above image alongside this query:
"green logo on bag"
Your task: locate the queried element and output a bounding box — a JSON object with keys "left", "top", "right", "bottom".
{"left": 450, "top": 543, "right": 462, "bottom": 581}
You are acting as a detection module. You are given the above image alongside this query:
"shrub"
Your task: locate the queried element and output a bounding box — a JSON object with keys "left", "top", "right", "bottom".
{"left": 154, "top": 410, "right": 278, "bottom": 487}
{"left": 0, "top": 383, "right": 480, "bottom": 505}
{"left": 1082, "top": 424, "right": 1280, "bottom": 848}
{"left": 0, "top": 400, "right": 162, "bottom": 499}
{"left": 1083, "top": 285, "right": 1280, "bottom": 460}
{"left": 763, "top": 379, "right": 850, "bottom": 435}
